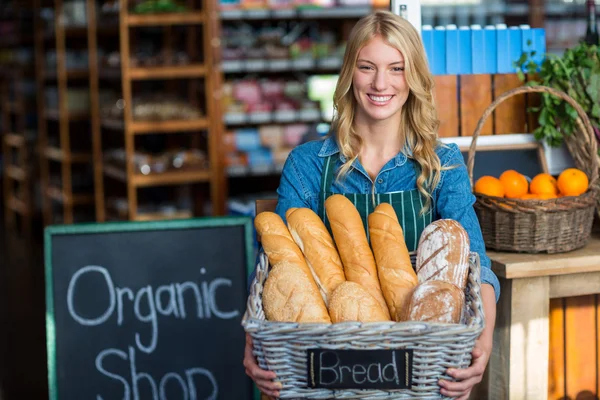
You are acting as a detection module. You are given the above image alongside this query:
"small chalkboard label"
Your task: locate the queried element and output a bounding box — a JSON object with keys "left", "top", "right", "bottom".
{"left": 307, "top": 349, "right": 413, "bottom": 390}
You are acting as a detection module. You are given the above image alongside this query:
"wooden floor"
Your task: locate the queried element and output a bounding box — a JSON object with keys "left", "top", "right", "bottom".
{"left": 0, "top": 214, "right": 48, "bottom": 399}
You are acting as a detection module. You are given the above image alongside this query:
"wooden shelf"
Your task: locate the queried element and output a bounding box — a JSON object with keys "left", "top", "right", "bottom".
{"left": 4, "top": 133, "right": 25, "bottom": 148}
{"left": 6, "top": 196, "right": 29, "bottom": 215}
{"left": 45, "top": 68, "right": 89, "bottom": 80}
{"left": 133, "top": 169, "right": 211, "bottom": 187}
{"left": 46, "top": 186, "right": 95, "bottom": 205}
{"left": 126, "top": 12, "right": 206, "bottom": 26}
{"left": 5, "top": 165, "right": 26, "bottom": 181}
{"left": 44, "top": 146, "right": 92, "bottom": 163}
{"left": 129, "top": 64, "right": 207, "bottom": 80}
{"left": 45, "top": 109, "right": 90, "bottom": 121}
{"left": 134, "top": 210, "right": 193, "bottom": 221}
{"left": 104, "top": 163, "right": 211, "bottom": 187}
{"left": 130, "top": 118, "right": 209, "bottom": 134}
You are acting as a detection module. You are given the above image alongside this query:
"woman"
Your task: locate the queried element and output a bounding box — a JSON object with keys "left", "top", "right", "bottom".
{"left": 244, "top": 9, "right": 499, "bottom": 400}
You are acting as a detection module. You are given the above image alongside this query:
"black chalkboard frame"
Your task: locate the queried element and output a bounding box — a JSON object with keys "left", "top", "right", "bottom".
{"left": 43, "top": 216, "right": 256, "bottom": 400}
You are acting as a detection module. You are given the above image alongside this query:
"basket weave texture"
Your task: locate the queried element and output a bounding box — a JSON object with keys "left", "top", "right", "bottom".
{"left": 242, "top": 252, "right": 485, "bottom": 399}
{"left": 467, "top": 85, "right": 599, "bottom": 254}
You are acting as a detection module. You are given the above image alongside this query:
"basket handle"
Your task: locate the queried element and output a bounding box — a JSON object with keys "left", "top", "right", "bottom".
{"left": 466, "top": 85, "right": 599, "bottom": 188}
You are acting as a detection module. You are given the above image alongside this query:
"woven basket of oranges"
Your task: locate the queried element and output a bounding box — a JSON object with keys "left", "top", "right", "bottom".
{"left": 466, "top": 85, "right": 599, "bottom": 254}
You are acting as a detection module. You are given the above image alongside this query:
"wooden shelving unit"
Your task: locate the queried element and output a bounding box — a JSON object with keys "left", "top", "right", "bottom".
{"left": 34, "top": 0, "right": 106, "bottom": 225}
{"left": 1, "top": 0, "right": 36, "bottom": 236}
{"left": 98, "top": 0, "right": 225, "bottom": 221}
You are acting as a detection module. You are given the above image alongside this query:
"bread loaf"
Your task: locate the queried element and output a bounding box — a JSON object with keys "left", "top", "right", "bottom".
{"left": 328, "top": 281, "right": 391, "bottom": 323}
{"left": 415, "top": 219, "right": 470, "bottom": 289}
{"left": 405, "top": 280, "right": 464, "bottom": 324}
{"left": 368, "top": 203, "right": 418, "bottom": 321}
{"left": 325, "top": 194, "right": 390, "bottom": 319}
{"left": 286, "top": 207, "right": 346, "bottom": 305}
{"left": 254, "top": 211, "right": 326, "bottom": 303}
{"left": 262, "top": 261, "right": 332, "bottom": 323}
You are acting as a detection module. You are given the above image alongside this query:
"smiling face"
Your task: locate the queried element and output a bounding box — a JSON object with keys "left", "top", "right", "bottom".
{"left": 352, "top": 35, "right": 409, "bottom": 126}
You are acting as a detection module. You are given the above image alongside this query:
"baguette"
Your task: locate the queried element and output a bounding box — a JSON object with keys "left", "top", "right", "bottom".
{"left": 368, "top": 203, "right": 418, "bottom": 321}
{"left": 286, "top": 207, "right": 346, "bottom": 305}
{"left": 405, "top": 280, "right": 464, "bottom": 324}
{"left": 416, "top": 219, "right": 470, "bottom": 290}
{"left": 328, "top": 281, "right": 391, "bottom": 323}
{"left": 324, "top": 194, "right": 390, "bottom": 319}
{"left": 254, "top": 211, "right": 326, "bottom": 303}
{"left": 262, "top": 261, "right": 332, "bottom": 323}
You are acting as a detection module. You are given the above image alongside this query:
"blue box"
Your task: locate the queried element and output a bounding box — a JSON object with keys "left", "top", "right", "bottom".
{"left": 432, "top": 26, "right": 447, "bottom": 75}
{"left": 532, "top": 28, "right": 546, "bottom": 68}
{"left": 445, "top": 24, "right": 460, "bottom": 75}
{"left": 483, "top": 25, "right": 497, "bottom": 74}
{"left": 496, "top": 24, "right": 512, "bottom": 73}
{"left": 471, "top": 25, "right": 485, "bottom": 74}
{"left": 509, "top": 26, "right": 523, "bottom": 72}
{"left": 458, "top": 26, "right": 472, "bottom": 74}
{"left": 520, "top": 24, "right": 534, "bottom": 71}
{"left": 421, "top": 25, "right": 435, "bottom": 72}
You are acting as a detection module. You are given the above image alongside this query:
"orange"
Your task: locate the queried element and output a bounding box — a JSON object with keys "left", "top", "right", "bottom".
{"left": 557, "top": 168, "right": 589, "bottom": 196}
{"left": 474, "top": 176, "right": 505, "bottom": 197}
{"left": 530, "top": 173, "right": 558, "bottom": 196}
{"left": 499, "top": 170, "right": 529, "bottom": 199}
{"left": 536, "top": 192, "right": 558, "bottom": 200}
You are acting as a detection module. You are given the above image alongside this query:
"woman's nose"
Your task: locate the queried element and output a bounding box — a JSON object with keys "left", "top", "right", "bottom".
{"left": 372, "top": 70, "right": 388, "bottom": 91}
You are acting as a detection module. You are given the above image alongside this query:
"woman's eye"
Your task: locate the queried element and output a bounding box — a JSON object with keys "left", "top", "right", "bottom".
{"left": 358, "top": 65, "right": 372, "bottom": 70}
{"left": 393, "top": 67, "right": 405, "bottom": 72}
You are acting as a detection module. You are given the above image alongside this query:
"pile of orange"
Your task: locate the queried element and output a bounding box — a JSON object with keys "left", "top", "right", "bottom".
{"left": 474, "top": 168, "right": 589, "bottom": 200}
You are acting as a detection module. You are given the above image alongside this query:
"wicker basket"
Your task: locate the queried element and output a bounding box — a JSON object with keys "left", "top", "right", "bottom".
{"left": 242, "top": 252, "right": 485, "bottom": 399}
{"left": 467, "top": 85, "right": 599, "bottom": 254}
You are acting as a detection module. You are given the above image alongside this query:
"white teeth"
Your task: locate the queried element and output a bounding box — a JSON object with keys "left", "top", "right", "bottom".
{"left": 369, "top": 95, "right": 392, "bottom": 102}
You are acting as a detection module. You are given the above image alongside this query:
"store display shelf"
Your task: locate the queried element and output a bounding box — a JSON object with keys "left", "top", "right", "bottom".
{"left": 45, "top": 186, "right": 95, "bottom": 205}
{"left": 104, "top": 163, "right": 211, "bottom": 187}
{"left": 129, "top": 64, "right": 207, "bottom": 80}
{"left": 5, "top": 165, "right": 26, "bottom": 181}
{"left": 220, "top": 6, "right": 371, "bottom": 21}
{"left": 127, "top": 12, "right": 206, "bottom": 26}
{"left": 221, "top": 57, "right": 342, "bottom": 73}
{"left": 133, "top": 169, "right": 211, "bottom": 187}
{"left": 43, "top": 146, "right": 92, "bottom": 163}
{"left": 3, "top": 101, "right": 21, "bottom": 114}
{"left": 101, "top": 118, "right": 124, "bottom": 130}
{"left": 224, "top": 110, "right": 321, "bottom": 126}
{"left": 6, "top": 195, "right": 29, "bottom": 215}
{"left": 44, "top": 109, "right": 90, "bottom": 121}
{"left": 227, "top": 163, "right": 284, "bottom": 178}
{"left": 134, "top": 209, "right": 193, "bottom": 221}
{"left": 131, "top": 118, "right": 210, "bottom": 134}
{"left": 4, "top": 133, "right": 25, "bottom": 148}
{"left": 44, "top": 68, "right": 89, "bottom": 80}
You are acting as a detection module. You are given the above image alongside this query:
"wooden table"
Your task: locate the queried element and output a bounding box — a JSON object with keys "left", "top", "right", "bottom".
{"left": 477, "top": 234, "right": 600, "bottom": 400}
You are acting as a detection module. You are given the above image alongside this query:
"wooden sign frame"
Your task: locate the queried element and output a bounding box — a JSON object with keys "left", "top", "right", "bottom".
{"left": 44, "top": 216, "right": 258, "bottom": 400}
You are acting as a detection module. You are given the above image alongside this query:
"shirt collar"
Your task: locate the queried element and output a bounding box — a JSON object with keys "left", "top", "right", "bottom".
{"left": 317, "top": 135, "right": 408, "bottom": 166}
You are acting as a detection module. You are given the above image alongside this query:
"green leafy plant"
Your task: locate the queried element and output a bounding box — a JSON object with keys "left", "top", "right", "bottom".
{"left": 515, "top": 41, "right": 600, "bottom": 154}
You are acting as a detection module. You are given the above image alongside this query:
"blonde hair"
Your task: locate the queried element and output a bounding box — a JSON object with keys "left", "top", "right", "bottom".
{"left": 331, "top": 10, "right": 442, "bottom": 213}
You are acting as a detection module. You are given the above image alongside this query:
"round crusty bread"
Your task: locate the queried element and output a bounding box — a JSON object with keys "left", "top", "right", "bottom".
{"left": 262, "top": 261, "right": 332, "bottom": 323}
{"left": 405, "top": 280, "right": 464, "bottom": 324}
{"left": 415, "top": 219, "right": 470, "bottom": 290}
{"left": 368, "top": 203, "right": 418, "bottom": 322}
{"left": 328, "top": 281, "right": 391, "bottom": 323}
{"left": 325, "top": 194, "right": 391, "bottom": 320}
{"left": 286, "top": 207, "right": 346, "bottom": 305}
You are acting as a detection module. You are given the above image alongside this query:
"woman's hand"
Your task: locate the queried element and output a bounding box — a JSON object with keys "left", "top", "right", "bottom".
{"left": 438, "top": 340, "right": 490, "bottom": 399}
{"left": 243, "top": 333, "right": 281, "bottom": 399}
{"left": 439, "top": 283, "right": 496, "bottom": 399}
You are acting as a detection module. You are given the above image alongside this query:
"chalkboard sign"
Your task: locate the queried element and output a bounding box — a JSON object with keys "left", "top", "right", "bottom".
{"left": 307, "top": 349, "right": 413, "bottom": 390}
{"left": 44, "top": 217, "right": 257, "bottom": 400}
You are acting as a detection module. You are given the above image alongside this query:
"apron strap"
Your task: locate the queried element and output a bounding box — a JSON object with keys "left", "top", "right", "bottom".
{"left": 317, "top": 155, "right": 338, "bottom": 223}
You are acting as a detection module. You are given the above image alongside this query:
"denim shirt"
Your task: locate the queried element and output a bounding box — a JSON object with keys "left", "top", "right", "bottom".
{"left": 274, "top": 136, "right": 500, "bottom": 302}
